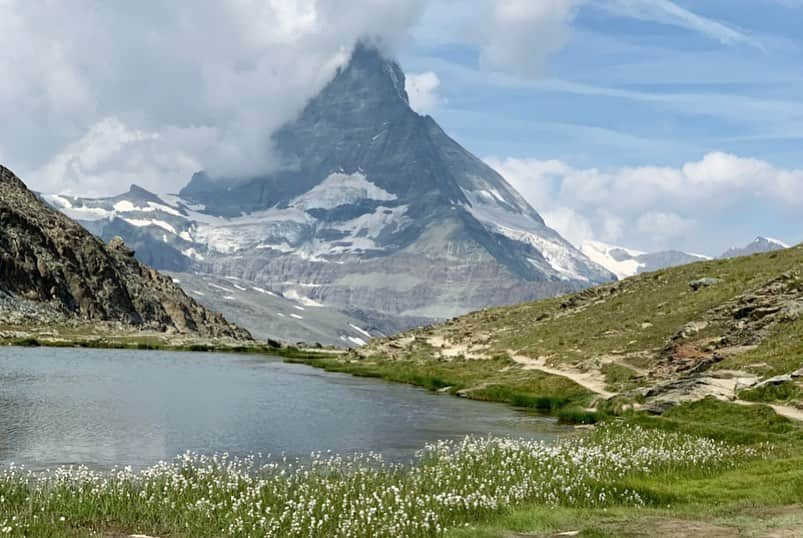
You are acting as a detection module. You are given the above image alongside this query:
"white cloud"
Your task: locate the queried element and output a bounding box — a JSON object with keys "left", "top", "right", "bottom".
{"left": 0, "top": 0, "right": 428, "bottom": 193}
{"left": 415, "top": 0, "right": 755, "bottom": 79}
{"left": 483, "top": 157, "right": 567, "bottom": 209}
{"left": 1, "top": 0, "right": 588, "bottom": 194}
{"left": 599, "top": 0, "right": 760, "bottom": 48}
{"left": 479, "top": 0, "right": 580, "bottom": 76}
{"left": 0, "top": 0, "right": 786, "bottom": 199}
{"left": 541, "top": 207, "right": 594, "bottom": 246}
{"left": 635, "top": 211, "right": 693, "bottom": 242}
{"left": 405, "top": 71, "right": 442, "bottom": 114}
{"left": 30, "top": 117, "right": 203, "bottom": 197}
{"left": 488, "top": 152, "right": 803, "bottom": 251}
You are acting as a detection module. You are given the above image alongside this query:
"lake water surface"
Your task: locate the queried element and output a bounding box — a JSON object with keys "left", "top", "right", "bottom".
{"left": 0, "top": 347, "right": 569, "bottom": 469}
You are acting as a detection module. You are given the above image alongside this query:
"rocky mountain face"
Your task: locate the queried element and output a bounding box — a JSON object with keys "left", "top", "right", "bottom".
{"left": 581, "top": 240, "right": 710, "bottom": 280}
{"left": 165, "top": 271, "right": 412, "bottom": 346}
{"left": 46, "top": 44, "right": 614, "bottom": 342}
{"left": 719, "top": 237, "right": 789, "bottom": 259}
{"left": 1, "top": 165, "right": 248, "bottom": 339}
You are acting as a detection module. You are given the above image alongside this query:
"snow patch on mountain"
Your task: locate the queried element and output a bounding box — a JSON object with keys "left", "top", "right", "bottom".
{"left": 43, "top": 194, "right": 112, "bottom": 221}
{"left": 347, "top": 336, "right": 368, "bottom": 346}
{"left": 284, "top": 289, "right": 324, "bottom": 307}
{"left": 349, "top": 323, "right": 372, "bottom": 339}
{"left": 252, "top": 286, "right": 277, "bottom": 297}
{"left": 462, "top": 188, "right": 592, "bottom": 282}
{"left": 761, "top": 237, "right": 789, "bottom": 248}
{"left": 123, "top": 218, "right": 177, "bottom": 234}
{"left": 327, "top": 204, "right": 410, "bottom": 253}
{"left": 207, "top": 282, "right": 234, "bottom": 293}
{"left": 719, "top": 236, "right": 790, "bottom": 259}
{"left": 112, "top": 200, "right": 183, "bottom": 217}
{"left": 581, "top": 240, "right": 646, "bottom": 280}
{"left": 182, "top": 248, "right": 205, "bottom": 261}
{"left": 291, "top": 172, "right": 396, "bottom": 210}
{"left": 581, "top": 240, "right": 711, "bottom": 280}
{"left": 43, "top": 194, "right": 73, "bottom": 209}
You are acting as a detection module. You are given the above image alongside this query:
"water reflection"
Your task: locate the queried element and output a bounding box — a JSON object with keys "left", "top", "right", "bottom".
{"left": 0, "top": 347, "right": 569, "bottom": 469}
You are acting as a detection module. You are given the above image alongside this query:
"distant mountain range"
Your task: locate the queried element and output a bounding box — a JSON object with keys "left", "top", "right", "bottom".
{"left": 44, "top": 44, "right": 614, "bottom": 343}
{"left": 719, "top": 237, "right": 789, "bottom": 259}
{"left": 581, "top": 236, "right": 792, "bottom": 280}
{"left": 580, "top": 241, "right": 710, "bottom": 280}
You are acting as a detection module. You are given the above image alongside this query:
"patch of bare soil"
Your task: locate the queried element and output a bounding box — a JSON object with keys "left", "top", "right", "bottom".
{"left": 509, "top": 353, "right": 616, "bottom": 399}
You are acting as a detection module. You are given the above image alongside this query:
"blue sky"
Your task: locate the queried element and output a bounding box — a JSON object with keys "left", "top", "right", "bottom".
{"left": 398, "top": 0, "right": 803, "bottom": 254}
{"left": 404, "top": 1, "right": 803, "bottom": 168}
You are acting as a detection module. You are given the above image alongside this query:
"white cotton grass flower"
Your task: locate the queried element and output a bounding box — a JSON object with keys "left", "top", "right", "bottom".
{"left": 0, "top": 425, "right": 766, "bottom": 537}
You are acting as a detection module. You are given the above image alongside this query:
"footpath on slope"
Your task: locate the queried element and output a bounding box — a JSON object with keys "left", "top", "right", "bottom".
{"left": 508, "top": 352, "right": 803, "bottom": 422}
{"left": 509, "top": 352, "right": 616, "bottom": 399}
{"left": 733, "top": 400, "right": 803, "bottom": 422}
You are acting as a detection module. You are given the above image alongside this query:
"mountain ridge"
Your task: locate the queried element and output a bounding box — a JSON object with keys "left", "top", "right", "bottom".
{"left": 581, "top": 240, "right": 711, "bottom": 280}
{"left": 720, "top": 236, "right": 790, "bottom": 259}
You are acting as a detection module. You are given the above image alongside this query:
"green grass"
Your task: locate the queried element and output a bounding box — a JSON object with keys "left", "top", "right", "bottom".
{"left": 290, "top": 355, "right": 595, "bottom": 418}
{"left": 408, "top": 245, "right": 803, "bottom": 377}
{"left": 555, "top": 406, "right": 601, "bottom": 425}
{"left": 739, "top": 380, "right": 803, "bottom": 403}
{"left": 0, "top": 422, "right": 772, "bottom": 537}
{"left": 629, "top": 397, "right": 802, "bottom": 444}
{"left": 9, "top": 336, "right": 41, "bottom": 347}
{"left": 0, "top": 331, "right": 339, "bottom": 361}
{"left": 448, "top": 401, "right": 803, "bottom": 537}
{"left": 601, "top": 363, "right": 642, "bottom": 392}
{"left": 720, "top": 315, "right": 803, "bottom": 377}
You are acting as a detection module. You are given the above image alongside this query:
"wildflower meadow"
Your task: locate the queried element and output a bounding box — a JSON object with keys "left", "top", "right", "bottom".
{"left": 0, "top": 425, "right": 764, "bottom": 537}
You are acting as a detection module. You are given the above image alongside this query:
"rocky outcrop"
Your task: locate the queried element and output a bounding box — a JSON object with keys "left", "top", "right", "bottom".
{"left": 689, "top": 277, "right": 722, "bottom": 291}
{"left": 0, "top": 165, "right": 249, "bottom": 339}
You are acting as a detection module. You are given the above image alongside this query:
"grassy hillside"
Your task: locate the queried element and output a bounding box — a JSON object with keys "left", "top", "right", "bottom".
{"left": 299, "top": 244, "right": 803, "bottom": 419}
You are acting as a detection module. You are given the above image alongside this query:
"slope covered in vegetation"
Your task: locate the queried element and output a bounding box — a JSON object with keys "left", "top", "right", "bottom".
{"left": 309, "top": 243, "right": 803, "bottom": 420}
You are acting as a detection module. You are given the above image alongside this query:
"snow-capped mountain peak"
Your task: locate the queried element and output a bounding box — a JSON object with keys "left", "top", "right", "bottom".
{"left": 580, "top": 240, "right": 647, "bottom": 280}
{"left": 719, "top": 236, "right": 790, "bottom": 259}
{"left": 580, "top": 240, "right": 710, "bottom": 280}
{"left": 755, "top": 236, "right": 789, "bottom": 248}
{"left": 47, "top": 43, "right": 616, "bottom": 342}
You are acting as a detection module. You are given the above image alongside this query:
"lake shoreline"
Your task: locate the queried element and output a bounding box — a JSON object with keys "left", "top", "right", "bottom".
{"left": 0, "top": 331, "right": 342, "bottom": 361}
{"left": 1, "top": 341, "right": 801, "bottom": 537}
{"left": 2, "top": 333, "right": 597, "bottom": 425}
{"left": 1, "top": 334, "right": 590, "bottom": 431}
